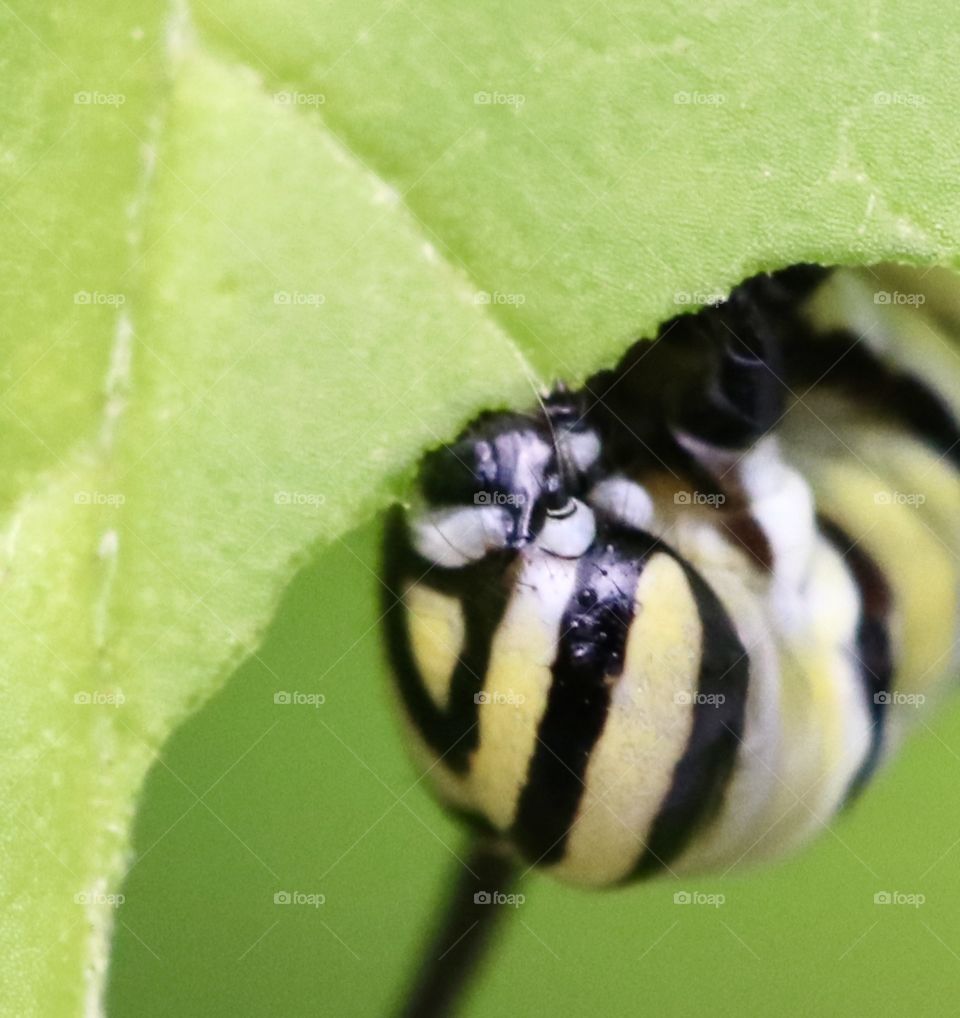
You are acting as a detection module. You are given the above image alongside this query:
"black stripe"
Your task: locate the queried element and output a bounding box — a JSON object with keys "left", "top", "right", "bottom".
{"left": 681, "top": 450, "right": 776, "bottom": 574}
{"left": 510, "top": 527, "right": 655, "bottom": 866}
{"left": 631, "top": 546, "right": 750, "bottom": 878}
{"left": 381, "top": 505, "right": 515, "bottom": 774}
{"left": 817, "top": 515, "right": 894, "bottom": 803}
{"left": 786, "top": 330, "right": 960, "bottom": 471}
{"left": 721, "top": 510, "right": 774, "bottom": 572}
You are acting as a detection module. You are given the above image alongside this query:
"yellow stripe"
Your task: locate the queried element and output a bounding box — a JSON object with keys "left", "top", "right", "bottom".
{"left": 469, "top": 552, "right": 580, "bottom": 831}
{"left": 790, "top": 436, "right": 957, "bottom": 700}
{"left": 405, "top": 582, "right": 466, "bottom": 710}
{"left": 552, "top": 553, "right": 700, "bottom": 885}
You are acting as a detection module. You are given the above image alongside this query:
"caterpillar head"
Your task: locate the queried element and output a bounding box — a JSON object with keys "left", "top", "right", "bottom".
{"left": 410, "top": 390, "right": 602, "bottom": 567}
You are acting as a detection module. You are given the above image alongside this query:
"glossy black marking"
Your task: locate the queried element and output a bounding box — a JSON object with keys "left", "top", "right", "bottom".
{"left": 510, "top": 527, "right": 654, "bottom": 866}
{"left": 381, "top": 506, "right": 515, "bottom": 774}
{"left": 786, "top": 329, "right": 960, "bottom": 471}
{"left": 818, "top": 515, "right": 895, "bottom": 803}
{"left": 632, "top": 544, "right": 750, "bottom": 878}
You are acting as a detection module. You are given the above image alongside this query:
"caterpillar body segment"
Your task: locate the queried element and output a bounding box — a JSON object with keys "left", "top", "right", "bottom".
{"left": 382, "top": 265, "right": 960, "bottom": 886}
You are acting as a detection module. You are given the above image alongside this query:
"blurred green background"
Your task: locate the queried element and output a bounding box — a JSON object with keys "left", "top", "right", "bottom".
{"left": 107, "top": 517, "right": 960, "bottom": 1017}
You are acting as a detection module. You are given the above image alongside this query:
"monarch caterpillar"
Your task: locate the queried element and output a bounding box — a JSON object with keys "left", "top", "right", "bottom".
{"left": 382, "top": 263, "right": 960, "bottom": 1014}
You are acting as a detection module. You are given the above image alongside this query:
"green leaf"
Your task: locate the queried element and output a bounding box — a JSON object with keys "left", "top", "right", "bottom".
{"left": 3, "top": 0, "right": 960, "bottom": 1013}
